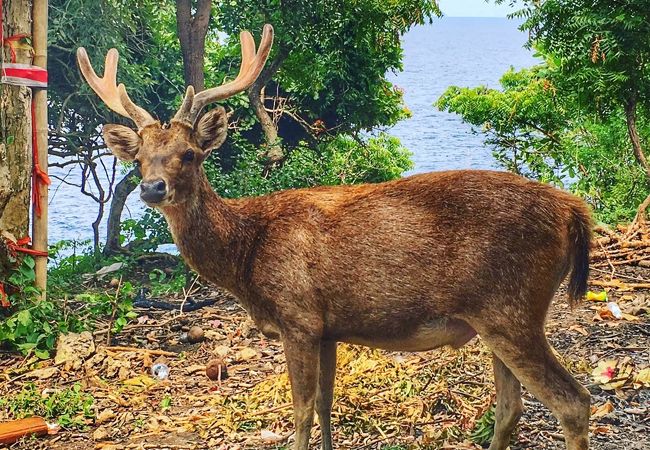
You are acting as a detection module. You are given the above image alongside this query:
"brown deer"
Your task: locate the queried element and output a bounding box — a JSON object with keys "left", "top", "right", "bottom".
{"left": 77, "top": 24, "right": 592, "bottom": 450}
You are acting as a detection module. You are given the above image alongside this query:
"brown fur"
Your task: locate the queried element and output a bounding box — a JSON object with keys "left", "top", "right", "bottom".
{"left": 100, "top": 119, "right": 593, "bottom": 450}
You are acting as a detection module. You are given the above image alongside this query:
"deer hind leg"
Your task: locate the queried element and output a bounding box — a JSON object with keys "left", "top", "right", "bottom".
{"left": 316, "top": 341, "right": 337, "bottom": 450}
{"left": 283, "top": 331, "right": 321, "bottom": 450}
{"left": 488, "top": 354, "right": 523, "bottom": 450}
{"left": 475, "top": 324, "right": 590, "bottom": 450}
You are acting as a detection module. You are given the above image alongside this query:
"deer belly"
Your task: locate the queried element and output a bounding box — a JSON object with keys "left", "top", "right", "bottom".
{"left": 343, "top": 318, "right": 476, "bottom": 352}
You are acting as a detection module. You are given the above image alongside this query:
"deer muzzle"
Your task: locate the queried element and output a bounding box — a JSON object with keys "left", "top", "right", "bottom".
{"left": 140, "top": 179, "right": 167, "bottom": 205}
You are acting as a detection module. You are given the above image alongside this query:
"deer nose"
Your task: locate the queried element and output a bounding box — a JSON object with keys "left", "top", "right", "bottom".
{"left": 140, "top": 179, "right": 167, "bottom": 204}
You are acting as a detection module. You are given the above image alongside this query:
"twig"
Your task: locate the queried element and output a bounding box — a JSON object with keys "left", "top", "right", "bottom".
{"left": 103, "top": 346, "right": 178, "bottom": 357}
{"left": 251, "top": 402, "right": 292, "bottom": 416}
{"left": 597, "top": 239, "right": 616, "bottom": 280}
{"left": 591, "top": 267, "right": 650, "bottom": 283}
{"left": 178, "top": 274, "right": 201, "bottom": 316}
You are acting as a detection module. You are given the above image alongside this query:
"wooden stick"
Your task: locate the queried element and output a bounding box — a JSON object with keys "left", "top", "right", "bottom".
{"left": 31, "top": 0, "right": 48, "bottom": 297}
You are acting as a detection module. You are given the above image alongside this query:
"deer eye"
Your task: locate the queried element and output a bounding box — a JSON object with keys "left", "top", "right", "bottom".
{"left": 182, "top": 149, "right": 195, "bottom": 163}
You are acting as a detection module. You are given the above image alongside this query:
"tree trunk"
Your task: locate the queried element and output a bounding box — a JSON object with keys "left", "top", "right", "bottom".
{"left": 103, "top": 167, "right": 140, "bottom": 256}
{"left": 248, "top": 49, "right": 289, "bottom": 163}
{"left": 624, "top": 94, "right": 650, "bottom": 182}
{"left": 176, "top": 0, "right": 211, "bottom": 92}
{"left": 624, "top": 93, "right": 650, "bottom": 220}
{"left": 0, "top": 0, "right": 32, "bottom": 267}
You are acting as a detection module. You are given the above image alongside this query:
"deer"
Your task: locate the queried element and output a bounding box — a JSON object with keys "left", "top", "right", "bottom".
{"left": 77, "top": 24, "right": 593, "bottom": 450}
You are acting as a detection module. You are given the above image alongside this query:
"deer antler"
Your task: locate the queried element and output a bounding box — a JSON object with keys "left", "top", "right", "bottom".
{"left": 77, "top": 47, "right": 157, "bottom": 130}
{"left": 173, "top": 24, "right": 274, "bottom": 126}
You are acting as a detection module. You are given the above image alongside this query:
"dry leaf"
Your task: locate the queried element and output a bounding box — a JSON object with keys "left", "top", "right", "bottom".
{"left": 122, "top": 374, "right": 157, "bottom": 390}
{"left": 93, "top": 426, "right": 110, "bottom": 440}
{"left": 260, "top": 429, "right": 284, "bottom": 443}
{"left": 237, "top": 347, "right": 258, "bottom": 361}
{"left": 633, "top": 368, "right": 650, "bottom": 389}
{"left": 26, "top": 366, "right": 59, "bottom": 379}
{"left": 591, "top": 401, "right": 614, "bottom": 419}
{"left": 96, "top": 409, "right": 116, "bottom": 425}
{"left": 569, "top": 325, "right": 589, "bottom": 336}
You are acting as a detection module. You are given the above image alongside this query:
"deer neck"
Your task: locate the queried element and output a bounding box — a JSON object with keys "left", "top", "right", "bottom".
{"left": 159, "top": 171, "right": 243, "bottom": 289}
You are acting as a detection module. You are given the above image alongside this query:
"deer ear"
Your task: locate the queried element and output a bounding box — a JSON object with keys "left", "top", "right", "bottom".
{"left": 103, "top": 124, "right": 141, "bottom": 162}
{"left": 194, "top": 107, "right": 228, "bottom": 155}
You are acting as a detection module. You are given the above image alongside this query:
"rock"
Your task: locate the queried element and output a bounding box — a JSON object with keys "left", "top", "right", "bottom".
{"left": 206, "top": 358, "right": 228, "bottom": 381}
{"left": 55, "top": 331, "right": 95, "bottom": 370}
{"left": 187, "top": 326, "right": 204, "bottom": 343}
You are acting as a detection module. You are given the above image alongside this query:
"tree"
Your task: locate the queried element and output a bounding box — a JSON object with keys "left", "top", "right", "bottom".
{"left": 218, "top": 1, "right": 440, "bottom": 149}
{"left": 439, "top": 65, "right": 649, "bottom": 224}
{"left": 1, "top": 0, "right": 33, "bottom": 274}
{"left": 513, "top": 0, "right": 650, "bottom": 214}
{"left": 176, "top": 0, "right": 211, "bottom": 92}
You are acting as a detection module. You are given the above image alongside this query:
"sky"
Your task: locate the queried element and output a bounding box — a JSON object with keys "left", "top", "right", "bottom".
{"left": 439, "top": 0, "right": 518, "bottom": 17}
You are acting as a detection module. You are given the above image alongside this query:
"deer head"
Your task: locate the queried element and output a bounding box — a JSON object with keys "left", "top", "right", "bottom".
{"left": 77, "top": 25, "right": 273, "bottom": 206}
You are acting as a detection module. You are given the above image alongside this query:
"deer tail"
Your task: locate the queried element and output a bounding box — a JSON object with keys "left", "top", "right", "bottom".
{"left": 566, "top": 202, "right": 593, "bottom": 307}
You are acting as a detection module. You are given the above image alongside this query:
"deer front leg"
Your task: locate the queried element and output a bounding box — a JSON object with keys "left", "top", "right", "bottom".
{"left": 283, "top": 331, "right": 321, "bottom": 450}
{"left": 316, "top": 341, "right": 337, "bottom": 450}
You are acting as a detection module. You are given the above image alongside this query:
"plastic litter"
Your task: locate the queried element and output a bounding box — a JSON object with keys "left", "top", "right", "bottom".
{"left": 586, "top": 290, "right": 608, "bottom": 302}
{"left": 606, "top": 302, "right": 623, "bottom": 319}
{"left": 151, "top": 363, "right": 170, "bottom": 380}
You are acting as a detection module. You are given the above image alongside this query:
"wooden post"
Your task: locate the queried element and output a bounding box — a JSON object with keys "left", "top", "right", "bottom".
{"left": 31, "top": 0, "right": 48, "bottom": 295}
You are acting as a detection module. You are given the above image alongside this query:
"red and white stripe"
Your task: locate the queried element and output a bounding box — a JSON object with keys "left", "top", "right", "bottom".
{"left": 1, "top": 63, "right": 48, "bottom": 88}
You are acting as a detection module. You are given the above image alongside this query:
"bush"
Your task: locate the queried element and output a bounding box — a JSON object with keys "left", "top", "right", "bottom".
{"left": 209, "top": 132, "right": 414, "bottom": 198}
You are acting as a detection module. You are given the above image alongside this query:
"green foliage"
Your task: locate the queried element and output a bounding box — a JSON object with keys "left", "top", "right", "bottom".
{"left": 208, "top": 133, "right": 413, "bottom": 199}
{"left": 74, "top": 281, "right": 137, "bottom": 334}
{"left": 218, "top": 0, "right": 440, "bottom": 132}
{"left": 0, "top": 257, "right": 84, "bottom": 358}
{"left": 438, "top": 64, "right": 650, "bottom": 223}
{"left": 0, "top": 383, "right": 94, "bottom": 429}
{"left": 512, "top": 0, "right": 650, "bottom": 111}
{"left": 470, "top": 405, "right": 496, "bottom": 445}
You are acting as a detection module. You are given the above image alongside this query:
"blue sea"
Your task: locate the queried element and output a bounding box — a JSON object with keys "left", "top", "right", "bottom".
{"left": 49, "top": 17, "right": 538, "bottom": 246}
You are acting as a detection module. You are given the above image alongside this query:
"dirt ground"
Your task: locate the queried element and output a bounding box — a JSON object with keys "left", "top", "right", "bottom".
{"left": 1, "top": 262, "right": 649, "bottom": 449}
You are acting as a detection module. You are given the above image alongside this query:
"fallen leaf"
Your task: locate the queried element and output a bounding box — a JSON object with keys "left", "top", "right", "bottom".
{"left": 122, "top": 374, "right": 157, "bottom": 390}
{"left": 26, "top": 366, "right": 59, "bottom": 379}
{"left": 569, "top": 325, "right": 589, "bottom": 336}
{"left": 93, "top": 426, "right": 110, "bottom": 441}
{"left": 260, "top": 429, "right": 285, "bottom": 443}
{"left": 96, "top": 409, "right": 116, "bottom": 425}
{"left": 591, "top": 401, "right": 614, "bottom": 419}
{"left": 592, "top": 360, "right": 617, "bottom": 384}
{"left": 591, "top": 425, "right": 612, "bottom": 435}
{"left": 185, "top": 364, "right": 207, "bottom": 374}
{"left": 634, "top": 368, "right": 650, "bottom": 388}
{"left": 236, "top": 347, "right": 258, "bottom": 361}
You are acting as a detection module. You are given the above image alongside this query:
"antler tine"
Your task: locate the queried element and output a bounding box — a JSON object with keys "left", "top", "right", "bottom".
{"left": 173, "top": 24, "right": 274, "bottom": 126}
{"left": 77, "top": 47, "right": 157, "bottom": 130}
